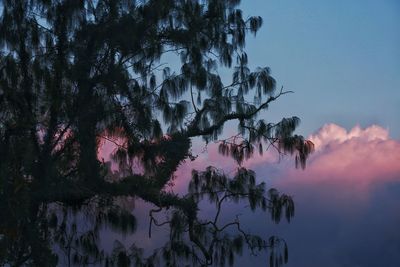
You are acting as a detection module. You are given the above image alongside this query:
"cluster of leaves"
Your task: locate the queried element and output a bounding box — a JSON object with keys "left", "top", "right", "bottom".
{"left": 0, "top": 0, "right": 313, "bottom": 266}
{"left": 111, "top": 166, "right": 295, "bottom": 267}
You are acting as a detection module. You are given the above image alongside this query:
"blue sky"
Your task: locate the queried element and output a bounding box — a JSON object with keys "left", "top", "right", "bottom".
{"left": 240, "top": 0, "right": 400, "bottom": 138}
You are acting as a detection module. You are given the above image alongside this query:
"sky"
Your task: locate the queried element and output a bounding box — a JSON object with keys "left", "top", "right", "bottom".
{"left": 217, "top": 1, "right": 400, "bottom": 265}
{"left": 241, "top": 0, "right": 400, "bottom": 138}
{"left": 100, "top": 1, "right": 400, "bottom": 266}
{"left": 188, "top": 1, "right": 400, "bottom": 266}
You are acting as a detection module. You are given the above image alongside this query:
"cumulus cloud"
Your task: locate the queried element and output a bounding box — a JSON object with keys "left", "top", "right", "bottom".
{"left": 308, "top": 123, "right": 390, "bottom": 150}
{"left": 282, "top": 124, "right": 400, "bottom": 187}
{"left": 182, "top": 123, "right": 400, "bottom": 189}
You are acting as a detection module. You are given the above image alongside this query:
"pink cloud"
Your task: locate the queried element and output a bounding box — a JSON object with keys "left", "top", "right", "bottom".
{"left": 268, "top": 124, "right": 400, "bottom": 204}
{"left": 174, "top": 123, "right": 400, "bottom": 204}
{"left": 308, "top": 123, "right": 389, "bottom": 150}
{"left": 299, "top": 124, "right": 399, "bottom": 182}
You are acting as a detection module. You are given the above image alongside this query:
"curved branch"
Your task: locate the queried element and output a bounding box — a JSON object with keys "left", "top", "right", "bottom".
{"left": 186, "top": 87, "right": 292, "bottom": 137}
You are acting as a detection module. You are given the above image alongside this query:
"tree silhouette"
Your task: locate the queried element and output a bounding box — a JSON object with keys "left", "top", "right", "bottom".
{"left": 0, "top": 1, "right": 314, "bottom": 266}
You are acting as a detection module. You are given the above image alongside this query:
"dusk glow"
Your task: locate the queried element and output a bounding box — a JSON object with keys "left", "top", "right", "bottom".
{"left": 1, "top": 0, "right": 399, "bottom": 266}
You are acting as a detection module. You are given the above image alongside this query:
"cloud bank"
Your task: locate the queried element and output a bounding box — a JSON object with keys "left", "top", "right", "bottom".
{"left": 174, "top": 123, "right": 400, "bottom": 194}
{"left": 274, "top": 123, "right": 400, "bottom": 195}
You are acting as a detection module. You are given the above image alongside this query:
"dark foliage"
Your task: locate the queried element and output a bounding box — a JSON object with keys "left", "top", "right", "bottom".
{"left": 0, "top": 1, "right": 314, "bottom": 266}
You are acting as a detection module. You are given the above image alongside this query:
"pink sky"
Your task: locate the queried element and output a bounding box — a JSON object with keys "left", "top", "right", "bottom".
{"left": 98, "top": 123, "right": 400, "bottom": 201}
{"left": 169, "top": 123, "right": 400, "bottom": 202}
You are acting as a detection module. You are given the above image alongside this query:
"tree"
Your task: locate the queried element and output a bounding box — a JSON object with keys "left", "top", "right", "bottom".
{"left": 0, "top": 0, "right": 314, "bottom": 266}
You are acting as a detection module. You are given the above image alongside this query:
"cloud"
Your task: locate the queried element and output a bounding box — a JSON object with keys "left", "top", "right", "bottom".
{"left": 276, "top": 124, "right": 400, "bottom": 192}
{"left": 98, "top": 123, "right": 400, "bottom": 197}
{"left": 179, "top": 123, "right": 400, "bottom": 194}
{"left": 308, "top": 123, "right": 389, "bottom": 150}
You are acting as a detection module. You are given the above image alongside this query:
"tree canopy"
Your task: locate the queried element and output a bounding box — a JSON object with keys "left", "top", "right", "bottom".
{"left": 0, "top": 0, "right": 314, "bottom": 266}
